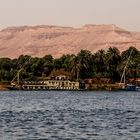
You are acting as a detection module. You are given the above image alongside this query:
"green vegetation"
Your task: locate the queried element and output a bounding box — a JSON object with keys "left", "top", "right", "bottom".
{"left": 0, "top": 46, "right": 140, "bottom": 83}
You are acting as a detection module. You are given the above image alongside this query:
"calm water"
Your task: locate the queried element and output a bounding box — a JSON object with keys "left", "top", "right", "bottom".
{"left": 0, "top": 91, "right": 140, "bottom": 140}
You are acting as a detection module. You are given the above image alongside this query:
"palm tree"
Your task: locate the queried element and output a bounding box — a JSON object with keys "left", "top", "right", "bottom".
{"left": 70, "top": 50, "right": 92, "bottom": 81}
{"left": 106, "top": 47, "right": 121, "bottom": 82}
{"left": 94, "top": 49, "right": 106, "bottom": 73}
{"left": 70, "top": 56, "right": 81, "bottom": 81}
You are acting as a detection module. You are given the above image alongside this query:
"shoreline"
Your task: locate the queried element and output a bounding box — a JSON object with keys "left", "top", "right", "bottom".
{"left": 0, "top": 83, "right": 9, "bottom": 90}
{"left": 0, "top": 83, "right": 121, "bottom": 91}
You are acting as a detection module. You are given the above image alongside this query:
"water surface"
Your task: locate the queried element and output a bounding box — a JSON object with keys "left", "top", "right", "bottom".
{"left": 0, "top": 91, "right": 140, "bottom": 140}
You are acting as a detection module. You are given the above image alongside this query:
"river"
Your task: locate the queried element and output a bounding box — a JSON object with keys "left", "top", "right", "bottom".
{"left": 0, "top": 91, "right": 140, "bottom": 140}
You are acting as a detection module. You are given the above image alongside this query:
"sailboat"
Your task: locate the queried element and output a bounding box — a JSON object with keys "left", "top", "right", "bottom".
{"left": 119, "top": 48, "right": 139, "bottom": 91}
{"left": 7, "top": 69, "right": 23, "bottom": 90}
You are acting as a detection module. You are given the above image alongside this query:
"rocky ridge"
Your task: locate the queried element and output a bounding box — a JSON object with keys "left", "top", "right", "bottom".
{"left": 0, "top": 24, "right": 140, "bottom": 58}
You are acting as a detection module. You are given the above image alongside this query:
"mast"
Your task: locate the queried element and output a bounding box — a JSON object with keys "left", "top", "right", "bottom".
{"left": 120, "top": 48, "right": 133, "bottom": 85}
{"left": 17, "top": 71, "right": 19, "bottom": 86}
{"left": 11, "top": 57, "right": 31, "bottom": 85}
{"left": 124, "top": 69, "right": 126, "bottom": 84}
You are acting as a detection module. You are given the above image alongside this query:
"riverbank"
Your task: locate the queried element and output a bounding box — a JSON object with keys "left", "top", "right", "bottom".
{"left": 0, "top": 85, "right": 8, "bottom": 90}
{"left": 0, "top": 82, "right": 9, "bottom": 90}
{"left": 85, "top": 83, "right": 121, "bottom": 91}
{"left": 0, "top": 83, "right": 121, "bottom": 91}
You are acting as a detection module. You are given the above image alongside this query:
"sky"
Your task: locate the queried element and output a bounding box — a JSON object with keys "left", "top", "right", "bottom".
{"left": 0, "top": 0, "right": 140, "bottom": 31}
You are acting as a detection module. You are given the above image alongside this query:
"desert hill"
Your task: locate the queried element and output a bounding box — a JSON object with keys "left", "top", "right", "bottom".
{"left": 0, "top": 24, "right": 140, "bottom": 58}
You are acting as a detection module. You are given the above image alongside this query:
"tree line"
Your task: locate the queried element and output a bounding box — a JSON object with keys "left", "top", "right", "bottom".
{"left": 0, "top": 46, "right": 140, "bottom": 83}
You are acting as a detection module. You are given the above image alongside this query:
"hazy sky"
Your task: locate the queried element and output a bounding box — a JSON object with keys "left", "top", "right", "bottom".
{"left": 0, "top": 0, "right": 140, "bottom": 31}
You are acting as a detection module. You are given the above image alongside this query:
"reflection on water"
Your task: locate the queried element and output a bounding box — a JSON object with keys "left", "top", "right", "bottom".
{"left": 0, "top": 91, "right": 140, "bottom": 139}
